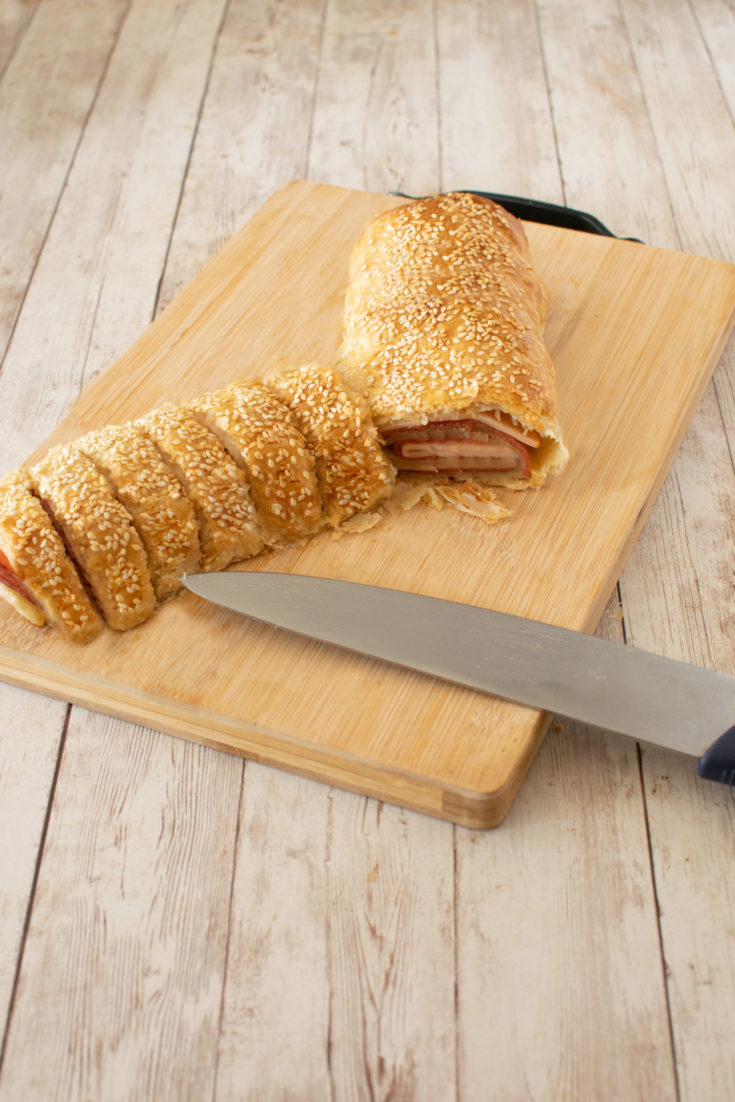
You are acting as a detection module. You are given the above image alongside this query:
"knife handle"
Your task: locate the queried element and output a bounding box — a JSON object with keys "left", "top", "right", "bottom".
{"left": 697, "top": 728, "right": 735, "bottom": 785}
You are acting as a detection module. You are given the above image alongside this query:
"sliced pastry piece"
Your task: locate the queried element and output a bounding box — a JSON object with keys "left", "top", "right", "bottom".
{"left": 78, "top": 421, "right": 200, "bottom": 599}
{"left": 0, "top": 469, "right": 103, "bottom": 642}
{"left": 139, "top": 404, "right": 263, "bottom": 571}
{"left": 268, "top": 364, "right": 395, "bottom": 526}
{"left": 338, "top": 191, "right": 569, "bottom": 490}
{"left": 192, "top": 381, "right": 323, "bottom": 546}
{"left": 29, "top": 444, "right": 156, "bottom": 632}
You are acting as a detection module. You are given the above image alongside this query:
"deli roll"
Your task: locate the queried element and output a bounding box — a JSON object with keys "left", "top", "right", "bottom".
{"left": 139, "top": 405, "right": 263, "bottom": 572}
{"left": 78, "top": 422, "right": 200, "bottom": 600}
{"left": 30, "top": 444, "right": 156, "bottom": 632}
{"left": 0, "top": 469, "right": 103, "bottom": 642}
{"left": 192, "top": 381, "right": 323, "bottom": 547}
{"left": 338, "top": 192, "right": 569, "bottom": 489}
{"left": 269, "top": 364, "right": 394, "bottom": 526}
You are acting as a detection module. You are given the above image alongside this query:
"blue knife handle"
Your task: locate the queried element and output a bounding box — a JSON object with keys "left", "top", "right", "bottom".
{"left": 698, "top": 728, "right": 735, "bottom": 785}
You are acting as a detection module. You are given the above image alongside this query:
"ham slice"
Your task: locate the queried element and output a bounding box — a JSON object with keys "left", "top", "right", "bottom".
{"left": 382, "top": 418, "right": 531, "bottom": 477}
{"left": 0, "top": 550, "right": 39, "bottom": 607}
{"left": 0, "top": 548, "right": 46, "bottom": 626}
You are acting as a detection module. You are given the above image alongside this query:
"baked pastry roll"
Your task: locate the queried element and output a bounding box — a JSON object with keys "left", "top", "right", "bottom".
{"left": 139, "top": 405, "right": 263, "bottom": 572}
{"left": 0, "top": 470, "right": 103, "bottom": 642}
{"left": 0, "top": 363, "right": 400, "bottom": 641}
{"left": 338, "top": 192, "right": 568, "bottom": 490}
{"left": 30, "top": 445, "right": 156, "bottom": 632}
{"left": 192, "top": 381, "right": 323, "bottom": 547}
{"left": 78, "top": 422, "right": 200, "bottom": 600}
{"left": 268, "top": 364, "right": 395, "bottom": 526}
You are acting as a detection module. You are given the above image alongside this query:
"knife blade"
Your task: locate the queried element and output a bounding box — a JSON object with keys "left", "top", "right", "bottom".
{"left": 182, "top": 572, "right": 735, "bottom": 785}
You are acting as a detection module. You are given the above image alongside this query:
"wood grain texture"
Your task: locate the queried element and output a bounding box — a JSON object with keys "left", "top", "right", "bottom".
{"left": 0, "top": 0, "right": 128, "bottom": 367}
{"left": 638, "top": 748, "right": 735, "bottom": 1102}
{"left": 216, "top": 770, "right": 456, "bottom": 1100}
{"left": 0, "top": 684, "right": 66, "bottom": 1030}
{"left": 0, "top": 1, "right": 237, "bottom": 1094}
{"left": 535, "top": 0, "right": 677, "bottom": 245}
{"left": 433, "top": 2, "right": 691, "bottom": 1094}
{"left": 607, "top": 1, "right": 735, "bottom": 1093}
{"left": 1, "top": 0, "right": 734, "bottom": 1095}
{"left": 621, "top": 0, "right": 735, "bottom": 261}
{"left": 217, "top": 21, "right": 457, "bottom": 1102}
{"left": 0, "top": 180, "right": 734, "bottom": 828}
{"left": 457, "top": 725, "right": 678, "bottom": 1101}
{"left": 0, "top": 0, "right": 37, "bottom": 77}
{"left": 436, "top": 0, "right": 561, "bottom": 200}
{"left": 691, "top": 0, "right": 735, "bottom": 117}
{"left": 455, "top": 596, "right": 677, "bottom": 1100}
{"left": 0, "top": 709, "right": 241, "bottom": 1101}
{"left": 310, "top": 0, "right": 439, "bottom": 196}
{"left": 0, "top": 0, "right": 227, "bottom": 471}
{"left": 157, "top": 0, "right": 327, "bottom": 309}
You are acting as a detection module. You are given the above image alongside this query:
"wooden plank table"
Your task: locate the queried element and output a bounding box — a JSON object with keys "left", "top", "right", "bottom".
{"left": 0, "top": 1, "right": 733, "bottom": 1097}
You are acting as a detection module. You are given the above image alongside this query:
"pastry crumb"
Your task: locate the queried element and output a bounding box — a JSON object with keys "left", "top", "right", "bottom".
{"left": 431, "top": 481, "right": 511, "bottom": 525}
{"left": 331, "top": 510, "right": 384, "bottom": 538}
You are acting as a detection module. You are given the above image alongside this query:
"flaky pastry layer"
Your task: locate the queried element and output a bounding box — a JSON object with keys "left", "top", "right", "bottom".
{"left": 269, "top": 364, "right": 395, "bottom": 526}
{"left": 140, "top": 406, "right": 263, "bottom": 572}
{"left": 79, "top": 422, "right": 200, "bottom": 599}
{"left": 0, "top": 470, "right": 103, "bottom": 641}
{"left": 338, "top": 191, "right": 569, "bottom": 488}
{"left": 30, "top": 446, "right": 155, "bottom": 632}
{"left": 193, "top": 382, "right": 323, "bottom": 547}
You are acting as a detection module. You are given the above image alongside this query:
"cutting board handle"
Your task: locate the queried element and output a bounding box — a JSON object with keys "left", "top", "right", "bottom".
{"left": 390, "top": 191, "right": 643, "bottom": 242}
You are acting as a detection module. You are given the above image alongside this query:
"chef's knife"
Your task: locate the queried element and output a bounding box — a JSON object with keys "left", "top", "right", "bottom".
{"left": 183, "top": 572, "right": 735, "bottom": 785}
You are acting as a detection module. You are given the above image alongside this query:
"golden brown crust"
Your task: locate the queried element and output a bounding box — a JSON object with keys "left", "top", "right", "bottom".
{"left": 268, "top": 364, "right": 395, "bottom": 526}
{"left": 192, "top": 381, "right": 323, "bottom": 546}
{"left": 338, "top": 192, "right": 568, "bottom": 488}
{"left": 0, "top": 470, "right": 103, "bottom": 641}
{"left": 30, "top": 444, "right": 156, "bottom": 632}
{"left": 139, "top": 405, "right": 263, "bottom": 571}
{"left": 78, "top": 422, "right": 200, "bottom": 599}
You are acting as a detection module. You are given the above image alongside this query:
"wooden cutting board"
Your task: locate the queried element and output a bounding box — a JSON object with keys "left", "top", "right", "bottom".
{"left": 1, "top": 181, "right": 734, "bottom": 828}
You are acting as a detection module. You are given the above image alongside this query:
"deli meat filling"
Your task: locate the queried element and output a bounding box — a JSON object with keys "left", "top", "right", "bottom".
{"left": 382, "top": 415, "right": 539, "bottom": 476}
{"left": 0, "top": 551, "right": 39, "bottom": 608}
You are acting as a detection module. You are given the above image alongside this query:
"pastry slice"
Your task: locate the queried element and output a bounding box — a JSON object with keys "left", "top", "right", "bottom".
{"left": 268, "top": 364, "right": 395, "bottom": 526}
{"left": 30, "top": 444, "right": 156, "bottom": 632}
{"left": 139, "top": 404, "right": 263, "bottom": 571}
{"left": 192, "top": 381, "right": 323, "bottom": 546}
{"left": 0, "top": 469, "right": 103, "bottom": 642}
{"left": 78, "top": 422, "right": 200, "bottom": 599}
{"left": 338, "top": 191, "right": 569, "bottom": 491}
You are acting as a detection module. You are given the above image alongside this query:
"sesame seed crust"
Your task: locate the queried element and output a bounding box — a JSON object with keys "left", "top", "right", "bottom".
{"left": 269, "top": 364, "right": 395, "bottom": 526}
{"left": 0, "top": 469, "right": 103, "bottom": 642}
{"left": 28, "top": 446, "right": 156, "bottom": 633}
{"left": 78, "top": 422, "right": 200, "bottom": 600}
{"left": 337, "top": 192, "right": 569, "bottom": 487}
{"left": 192, "top": 381, "right": 323, "bottom": 547}
{"left": 139, "top": 405, "right": 263, "bottom": 572}
{"left": 0, "top": 195, "right": 570, "bottom": 642}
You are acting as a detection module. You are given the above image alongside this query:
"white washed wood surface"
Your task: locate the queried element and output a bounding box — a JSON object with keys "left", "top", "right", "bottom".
{"left": 0, "top": 1, "right": 733, "bottom": 1098}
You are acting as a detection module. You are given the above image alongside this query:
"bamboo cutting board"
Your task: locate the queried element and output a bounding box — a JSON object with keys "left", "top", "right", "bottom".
{"left": 1, "top": 181, "right": 734, "bottom": 828}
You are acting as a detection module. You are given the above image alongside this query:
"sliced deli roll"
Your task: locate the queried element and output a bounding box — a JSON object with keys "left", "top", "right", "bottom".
{"left": 269, "top": 364, "right": 395, "bottom": 526}
{"left": 0, "top": 470, "right": 103, "bottom": 642}
{"left": 338, "top": 191, "right": 569, "bottom": 490}
{"left": 192, "top": 381, "right": 324, "bottom": 547}
{"left": 0, "top": 365, "right": 399, "bottom": 642}
{"left": 0, "top": 194, "right": 567, "bottom": 646}
{"left": 78, "top": 422, "right": 200, "bottom": 600}
{"left": 30, "top": 445, "right": 156, "bottom": 632}
{"left": 139, "top": 405, "right": 263, "bottom": 572}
